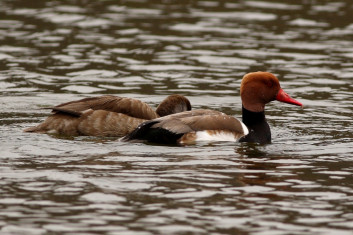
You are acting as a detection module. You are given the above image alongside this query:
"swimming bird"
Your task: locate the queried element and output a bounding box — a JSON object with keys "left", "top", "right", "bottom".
{"left": 122, "top": 72, "right": 302, "bottom": 144}
{"left": 24, "top": 94, "right": 191, "bottom": 137}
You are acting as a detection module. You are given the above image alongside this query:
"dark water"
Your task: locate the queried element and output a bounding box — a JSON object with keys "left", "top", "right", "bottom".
{"left": 1, "top": 0, "right": 353, "bottom": 234}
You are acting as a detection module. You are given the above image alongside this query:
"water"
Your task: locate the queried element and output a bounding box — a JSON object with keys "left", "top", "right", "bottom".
{"left": 1, "top": 0, "right": 353, "bottom": 234}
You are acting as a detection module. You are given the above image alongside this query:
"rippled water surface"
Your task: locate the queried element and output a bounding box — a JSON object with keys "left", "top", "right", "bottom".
{"left": 1, "top": 0, "right": 353, "bottom": 234}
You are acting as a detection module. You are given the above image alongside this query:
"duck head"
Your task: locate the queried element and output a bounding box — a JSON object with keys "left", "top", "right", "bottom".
{"left": 240, "top": 72, "right": 302, "bottom": 112}
{"left": 156, "top": 94, "right": 192, "bottom": 117}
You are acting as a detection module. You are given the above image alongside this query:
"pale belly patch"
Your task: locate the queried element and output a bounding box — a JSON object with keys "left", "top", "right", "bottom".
{"left": 196, "top": 130, "right": 239, "bottom": 142}
{"left": 179, "top": 129, "right": 246, "bottom": 144}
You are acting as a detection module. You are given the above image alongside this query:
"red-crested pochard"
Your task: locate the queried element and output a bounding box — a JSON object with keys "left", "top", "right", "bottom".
{"left": 122, "top": 72, "right": 302, "bottom": 144}
{"left": 24, "top": 94, "right": 191, "bottom": 136}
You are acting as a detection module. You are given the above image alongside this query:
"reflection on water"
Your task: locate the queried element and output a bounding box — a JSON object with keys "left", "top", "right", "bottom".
{"left": 0, "top": 0, "right": 353, "bottom": 234}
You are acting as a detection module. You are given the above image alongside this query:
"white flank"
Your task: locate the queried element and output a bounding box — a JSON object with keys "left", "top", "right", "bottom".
{"left": 240, "top": 121, "right": 249, "bottom": 136}
{"left": 47, "top": 129, "right": 58, "bottom": 134}
{"left": 195, "top": 131, "right": 238, "bottom": 142}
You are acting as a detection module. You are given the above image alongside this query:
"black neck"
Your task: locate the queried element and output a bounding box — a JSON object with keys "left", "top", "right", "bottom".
{"left": 240, "top": 106, "right": 271, "bottom": 144}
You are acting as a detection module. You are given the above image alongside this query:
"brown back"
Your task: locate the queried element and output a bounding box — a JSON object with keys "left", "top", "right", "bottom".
{"left": 52, "top": 95, "right": 159, "bottom": 120}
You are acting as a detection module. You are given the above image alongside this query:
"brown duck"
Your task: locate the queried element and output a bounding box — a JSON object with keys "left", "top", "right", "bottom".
{"left": 24, "top": 94, "right": 191, "bottom": 137}
{"left": 122, "top": 72, "right": 303, "bottom": 144}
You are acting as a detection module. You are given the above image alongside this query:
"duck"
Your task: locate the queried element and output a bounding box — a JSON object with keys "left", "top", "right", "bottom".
{"left": 24, "top": 94, "right": 191, "bottom": 137}
{"left": 122, "top": 72, "right": 303, "bottom": 144}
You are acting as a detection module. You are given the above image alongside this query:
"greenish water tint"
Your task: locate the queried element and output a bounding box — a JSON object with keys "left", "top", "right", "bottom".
{"left": 0, "top": 0, "right": 353, "bottom": 234}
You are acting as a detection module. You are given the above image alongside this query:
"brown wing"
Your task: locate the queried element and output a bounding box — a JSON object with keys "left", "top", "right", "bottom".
{"left": 51, "top": 95, "right": 158, "bottom": 120}
{"left": 152, "top": 109, "right": 245, "bottom": 134}
{"left": 155, "top": 109, "right": 222, "bottom": 120}
{"left": 182, "top": 114, "right": 244, "bottom": 133}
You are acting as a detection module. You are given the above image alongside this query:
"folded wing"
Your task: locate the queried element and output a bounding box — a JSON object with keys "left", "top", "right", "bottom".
{"left": 51, "top": 95, "right": 158, "bottom": 119}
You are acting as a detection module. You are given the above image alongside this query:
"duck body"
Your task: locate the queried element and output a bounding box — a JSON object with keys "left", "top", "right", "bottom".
{"left": 123, "top": 72, "right": 302, "bottom": 144}
{"left": 24, "top": 94, "right": 191, "bottom": 137}
{"left": 122, "top": 109, "right": 249, "bottom": 144}
{"left": 26, "top": 109, "right": 146, "bottom": 137}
